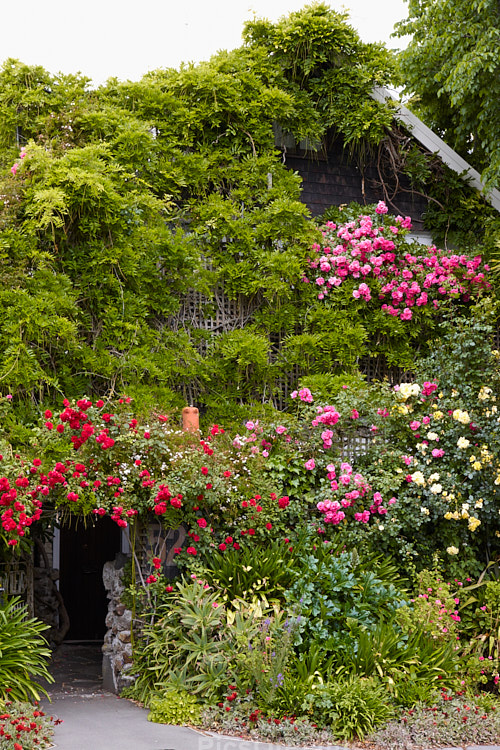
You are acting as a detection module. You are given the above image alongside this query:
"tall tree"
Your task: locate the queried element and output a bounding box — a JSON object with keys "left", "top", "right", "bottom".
{"left": 394, "top": 0, "right": 500, "bottom": 191}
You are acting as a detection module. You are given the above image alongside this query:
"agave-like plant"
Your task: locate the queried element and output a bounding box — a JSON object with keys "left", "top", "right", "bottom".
{"left": 0, "top": 596, "right": 54, "bottom": 701}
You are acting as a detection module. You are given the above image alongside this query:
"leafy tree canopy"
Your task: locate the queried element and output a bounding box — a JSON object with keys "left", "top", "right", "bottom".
{"left": 394, "top": 0, "right": 500, "bottom": 191}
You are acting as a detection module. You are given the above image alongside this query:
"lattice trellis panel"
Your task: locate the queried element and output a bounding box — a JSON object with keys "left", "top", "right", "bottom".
{"left": 166, "top": 283, "right": 500, "bottom": 409}
{"left": 168, "top": 287, "right": 261, "bottom": 335}
{"left": 0, "top": 559, "right": 34, "bottom": 615}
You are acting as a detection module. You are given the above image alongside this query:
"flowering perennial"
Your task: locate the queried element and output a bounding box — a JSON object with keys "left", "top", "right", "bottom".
{"left": 305, "top": 205, "right": 489, "bottom": 320}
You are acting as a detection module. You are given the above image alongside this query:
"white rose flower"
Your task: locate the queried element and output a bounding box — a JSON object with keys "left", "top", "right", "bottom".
{"left": 452, "top": 409, "right": 470, "bottom": 424}
{"left": 478, "top": 387, "right": 492, "bottom": 400}
{"left": 397, "top": 382, "right": 421, "bottom": 400}
{"left": 411, "top": 471, "right": 426, "bottom": 486}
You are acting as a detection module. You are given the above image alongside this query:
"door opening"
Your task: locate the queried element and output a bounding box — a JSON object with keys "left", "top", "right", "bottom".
{"left": 59, "top": 516, "right": 121, "bottom": 641}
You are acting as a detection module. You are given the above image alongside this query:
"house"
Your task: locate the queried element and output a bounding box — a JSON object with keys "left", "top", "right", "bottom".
{"left": 277, "top": 86, "right": 500, "bottom": 243}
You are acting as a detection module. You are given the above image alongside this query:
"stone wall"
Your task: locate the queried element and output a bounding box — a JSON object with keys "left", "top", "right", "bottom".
{"left": 102, "top": 554, "right": 135, "bottom": 694}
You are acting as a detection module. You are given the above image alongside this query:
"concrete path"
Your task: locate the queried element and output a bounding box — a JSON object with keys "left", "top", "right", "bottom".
{"left": 43, "top": 693, "right": 350, "bottom": 750}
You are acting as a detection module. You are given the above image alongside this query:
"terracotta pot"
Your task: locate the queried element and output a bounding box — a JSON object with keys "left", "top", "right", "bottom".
{"left": 182, "top": 406, "right": 199, "bottom": 433}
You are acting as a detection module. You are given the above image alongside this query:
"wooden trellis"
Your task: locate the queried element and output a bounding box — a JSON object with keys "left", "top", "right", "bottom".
{"left": 168, "top": 287, "right": 261, "bottom": 335}
{"left": 166, "top": 284, "right": 499, "bottom": 408}
{"left": 0, "top": 558, "right": 34, "bottom": 616}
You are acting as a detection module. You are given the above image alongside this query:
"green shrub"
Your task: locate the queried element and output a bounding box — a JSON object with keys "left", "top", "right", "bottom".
{"left": 0, "top": 597, "right": 53, "bottom": 701}
{"left": 302, "top": 677, "right": 394, "bottom": 740}
{"left": 148, "top": 689, "right": 201, "bottom": 725}
{"left": 127, "top": 578, "right": 232, "bottom": 704}
{"left": 333, "top": 619, "right": 459, "bottom": 695}
{"left": 204, "top": 541, "right": 296, "bottom": 605}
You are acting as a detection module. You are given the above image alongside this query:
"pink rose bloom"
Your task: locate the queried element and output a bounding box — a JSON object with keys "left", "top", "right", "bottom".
{"left": 375, "top": 201, "right": 388, "bottom": 215}
{"left": 409, "top": 420, "right": 421, "bottom": 431}
{"left": 432, "top": 448, "right": 445, "bottom": 458}
{"left": 422, "top": 381, "right": 438, "bottom": 396}
{"left": 354, "top": 510, "right": 370, "bottom": 523}
{"left": 304, "top": 458, "right": 316, "bottom": 470}
{"left": 299, "top": 387, "right": 313, "bottom": 403}
{"left": 275, "top": 425, "right": 287, "bottom": 434}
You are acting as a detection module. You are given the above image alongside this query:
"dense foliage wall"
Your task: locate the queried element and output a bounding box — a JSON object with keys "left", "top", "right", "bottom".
{"left": 0, "top": 4, "right": 496, "bottom": 419}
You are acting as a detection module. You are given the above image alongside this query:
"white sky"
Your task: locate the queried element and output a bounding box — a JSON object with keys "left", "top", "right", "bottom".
{"left": 1, "top": 0, "right": 410, "bottom": 86}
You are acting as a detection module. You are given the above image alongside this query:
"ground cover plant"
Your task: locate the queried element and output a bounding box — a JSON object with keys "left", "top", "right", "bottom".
{"left": 0, "top": 699, "right": 55, "bottom": 750}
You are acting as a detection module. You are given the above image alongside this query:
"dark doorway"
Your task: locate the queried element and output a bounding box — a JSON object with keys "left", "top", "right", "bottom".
{"left": 59, "top": 516, "right": 121, "bottom": 641}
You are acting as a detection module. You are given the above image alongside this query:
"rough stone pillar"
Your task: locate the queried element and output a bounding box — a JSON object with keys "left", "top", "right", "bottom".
{"left": 102, "top": 553, "right": 135, "bottom": 694}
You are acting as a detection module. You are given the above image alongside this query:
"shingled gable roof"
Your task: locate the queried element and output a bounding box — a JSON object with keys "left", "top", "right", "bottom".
{"left": 371, "top": 86, "right": 500, "bottom": 214}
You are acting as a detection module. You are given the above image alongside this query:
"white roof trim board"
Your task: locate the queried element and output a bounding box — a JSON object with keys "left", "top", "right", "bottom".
{"left": 371, "top": 86, "right": 500, "bottom": 213}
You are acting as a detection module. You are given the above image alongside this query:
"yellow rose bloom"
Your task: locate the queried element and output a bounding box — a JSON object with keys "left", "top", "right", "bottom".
{"left": 468, "top": 517, "right": 481, "bottom": 532}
